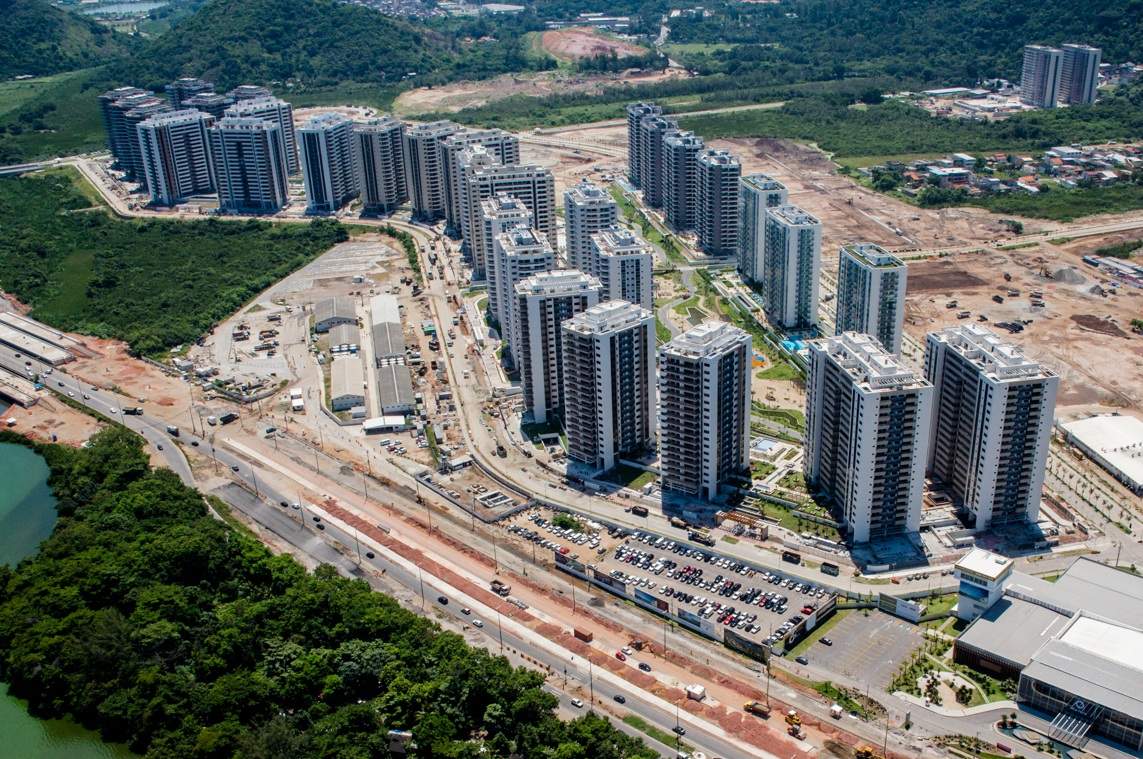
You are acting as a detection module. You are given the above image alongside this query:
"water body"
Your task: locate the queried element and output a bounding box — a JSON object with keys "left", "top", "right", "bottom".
{"left": 0, "top": 442, "right": 136, "bottom": 758}
{"left": 80, "top": 1, "right": 168, "bottom": 15}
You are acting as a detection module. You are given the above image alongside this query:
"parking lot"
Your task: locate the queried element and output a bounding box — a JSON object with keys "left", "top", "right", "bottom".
{"left": 803, "top": 610, "right": 923, "bottom": 689}
{"left": 589, "top": 530, "right": 837, "bottom": 653}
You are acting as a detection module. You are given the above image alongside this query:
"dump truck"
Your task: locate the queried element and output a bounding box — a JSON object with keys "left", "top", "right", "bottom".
{"left": 744, "top": 701, "right": 772, "bottom": 718}
{"left": 669, "top": 516, "right": 688, "bottom": 529}
{"left": 573, "top": 628, "right": 593, "bottom": 643}
{"left": 490, "top": 579, "right": 511, "bottom": 597}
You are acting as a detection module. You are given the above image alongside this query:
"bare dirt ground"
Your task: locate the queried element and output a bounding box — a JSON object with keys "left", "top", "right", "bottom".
{"left": 519, "top": 139, "right": 625, "bottom": 196}
{"left": 392, "top": 68, "right": 683, "bottom": 116}
{"left": 68, "top": 336, "right": 189, "bottom": 415}
{"left": 904, "top": 243, "right": 1143, "bottom": 415}
{"left": 540, "top": 27, "right": 648, "bottom": 62}
{"left": 721, "top": 137, "right": 1027, "bottom": 262}
{"left": 4, "top": 395, "right": 104, "bottom": 446}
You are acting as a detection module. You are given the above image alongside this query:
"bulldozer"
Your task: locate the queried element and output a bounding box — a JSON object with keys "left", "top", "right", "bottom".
{"left": 784, "top": 710, "right": 801, "bottom": 727}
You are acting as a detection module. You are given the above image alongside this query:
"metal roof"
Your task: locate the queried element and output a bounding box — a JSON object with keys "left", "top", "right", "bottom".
{"left": 1022, "top": 616, "right": 1143, "bottom": 720}
{"left": 330, "top": 357, "right": 365, "bottom": 402}
{"left": 958, "top": 594, "right": 1070, "bottom": 669}
{"left": 377, "top": 364, "right": 414, "bottom": 412}
{"left": 314, "top": 297, "right": 356, "bottom": 328}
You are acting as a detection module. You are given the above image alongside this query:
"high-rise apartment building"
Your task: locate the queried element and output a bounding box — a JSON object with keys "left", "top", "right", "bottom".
{"left": 805, "top": 333, "right": 933, "bottom": 543}
{"left": 590, "top": 226, "right": 654, "bottom": 310}
{"left": 183, "top": 92, "right": 235, "bottom": 120}
{"left": 762, "top": 204, "right": 821, "bottom": 330}
{"left": 403, "top": 120, "right": 461, "bottom": 221}
{"left": 353, "top": 117, "right": 407, "bottom": 214}
{"left": 101, "top": 90, "right": 171, "bottom": 183}
{"left": 299, "top": 113, "right": 360, "bottom": 214}
{"left": 515, "top": 270, "right": 602, "bottom": 423}
{"left": 460, "top": 158, "right": 556, "bottom": 278}
{"left": 1021, "top": 45, "right": 1065, "bottom": 108}
{"left": 659, "top": 322, "right": 752, "bottom": 500}
{"left": 440, "top": 129, "right": 519, "bottom": 234}
{"left": 493, "top": 224, "right": 555, "bottom": 356}
{"left": 225, "top": 96, "right": 299, "bottom": 174}
{"left": 564, "top": 181, "right": 618, "bottom": 274}
{"left": 737, "top": 174, "right": 788, "bottom": 284}
{"left": 209, "top": 117, "right": 289, "bottom": 214}
{"left": 662, "top": 130, "right": 704, "bottom": 232}
{"left": 227, "top": 85, "right": 272, "bottom": 102}
{"left": 924, "top": 324, "right": 1059, "bottom": 530}
{"left": 1060, "top": 44, "right": 1101, "bottom": 105}
{"left": 835, "top": 243, "right": 907, "bottom": 356}
{"left": 562, "top": 301, "right": 656, "bottom": 471}
{"left": 696, "top": 149, "right": 741, "bottom": 257}
{"left": 483, "top": 195, "right": 538, "bottom": 323}
{"left": 166, "top": 77, "right": 213, "bottom": 107}
{"left": 136, "top": 110, "right": 215, "bottom": 206}
{"left": 626, "top": 102, "right": 661, "bottom": 188}
{"left": 637, "top": 115, "right": 676, "bottom": 208}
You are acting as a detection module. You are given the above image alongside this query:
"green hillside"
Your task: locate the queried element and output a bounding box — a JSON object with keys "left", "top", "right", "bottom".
{"left": 112, "top": 0, "right": 534, "bottom": 90}
{"left": 0, "top": 0, "right": 135, "bottom": 79}
{"left": 668, "top": 0, "right": 1143, "bottom": 82}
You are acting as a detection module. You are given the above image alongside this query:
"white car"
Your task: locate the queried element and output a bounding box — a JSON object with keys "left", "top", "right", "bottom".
{"left": 570, "top": 698, "right": 584, "bottom": 709}
{"left": 472, "top": 619, "right": 484, "bottom": 628}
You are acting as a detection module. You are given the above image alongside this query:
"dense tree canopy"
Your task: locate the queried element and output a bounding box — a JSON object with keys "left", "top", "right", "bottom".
{"left": 0, "top": 171, "right": 347, "bottom": 355}
{"left": 0, "top": 427, "right": 657, "bottom": 758}
{"left": 0, "top": 0, "right": 136, "bottom": 79}
{"left": 667, "top": 0, "right": 1143, "bottom": 83}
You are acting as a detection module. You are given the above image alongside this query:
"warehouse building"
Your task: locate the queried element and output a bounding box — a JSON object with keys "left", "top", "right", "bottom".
{"left": 377, "top": 362, "right": 415, "bottom": 415}
{"left": 330, "top": 356, "right": 366, "bottom": 411}
{"left": 328, "top": 324, "right": 360, "bottom": 355}
{"left": 314, "top": 297, "right": 358, "bottom": 333}
{"left": 369, "top": 294, "right": 406, "bottom": 363}
{"left": 954, "top": 551, "right": 1143, "bottom": 753}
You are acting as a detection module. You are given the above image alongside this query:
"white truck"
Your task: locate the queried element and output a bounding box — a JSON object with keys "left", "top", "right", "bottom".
{"left": 685, "top": 684, "right": 706, "bottom": 702}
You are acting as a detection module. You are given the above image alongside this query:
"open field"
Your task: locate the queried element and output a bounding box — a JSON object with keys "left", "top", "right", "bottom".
{"left": 393, "top": 68, "right": 681, "bottom": 116}
{"left": 720, "top": 136, "right": 1024, "bottom": 256}
{"left": 540, "top": 27, "right": 648, "bottom": 62}
{"left": 0, "top": 71, "right": 88, "bottom": 118}
{"left": 904, "top": 242, "right": 1143, "bottom": 415}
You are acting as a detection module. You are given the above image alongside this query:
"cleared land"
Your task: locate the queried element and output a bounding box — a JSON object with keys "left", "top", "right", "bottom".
{"left": 393, "top": 68, "right": 679, "bottom": 116}
{"left": 539, "top": 27, "right": 648, "bottom": 62}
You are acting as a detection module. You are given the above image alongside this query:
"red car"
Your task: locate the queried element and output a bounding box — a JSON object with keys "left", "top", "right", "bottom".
{"left": 615, "top": 651, "right": 627, "bottom": 661}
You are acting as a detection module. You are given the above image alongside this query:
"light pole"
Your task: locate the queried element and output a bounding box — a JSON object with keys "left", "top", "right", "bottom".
{"left": 418, "top": 567, "right": 426, "bottom": 609}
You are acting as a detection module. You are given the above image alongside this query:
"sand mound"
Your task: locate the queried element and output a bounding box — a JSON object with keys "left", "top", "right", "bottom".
{"left": 1052, "top": 267, "right": 1086, "bottom": 284}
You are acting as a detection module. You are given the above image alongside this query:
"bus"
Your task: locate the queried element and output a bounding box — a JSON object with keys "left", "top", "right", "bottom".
{"left": 781, "top": 550, "right": 801, "bottom": 565}
{"left": 821, "top": 562, "right": 840, "bottom": 576}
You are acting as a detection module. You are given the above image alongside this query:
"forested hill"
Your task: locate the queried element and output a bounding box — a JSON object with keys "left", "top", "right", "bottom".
{"left": 667, "top": 0, "right": 1143, "bottom": 82}
{"left": 0, "top": 0, "right": 136, "bottom": 79}
{"left": 112, "top": 0, "right": 541, "bottom": 90}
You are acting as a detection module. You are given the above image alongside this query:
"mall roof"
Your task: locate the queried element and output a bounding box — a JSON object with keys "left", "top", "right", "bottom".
{"left": 1022, "top": 615, "right": 1143, "bottom": 719}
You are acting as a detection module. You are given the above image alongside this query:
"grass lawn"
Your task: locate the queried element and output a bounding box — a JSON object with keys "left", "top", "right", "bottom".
{"left": 0, "top": 67, "right": 111, "bottom": 163}
{"left": 672, "top": 295, "right": 700, "bottom": 316}
{"left": 0, "top": 71, "right": 87, "bottom": 118}
{"left": 753, "top": 404, "right": 806, "bottom": 432}
{"left": 285, "top": 81, "right": 402, "bottom": 112}
{"left": 966, "top": 183, "right": 1143, "bottom": 221}
{"left": 920, "top": 593, "right": 958, "bottom": 616}
{"left": 621, "top": 715, "right": 692, "bottom": 754}
{"left": 751, "top": 460, "right": 776, "bottom": 479}
{"left": 609, "top": 186, "right": 687, "bottom": 265}
{"left": 787, "top": 610, "right": 849, "bottom": 657}
{"left": 599, "top": 463, "right": 657, "bottom": 490}
{"left": 756, "top": 360, "right": 802, "bottom": 382}
{"left": 663, "top": 42, "right": 739, "bottom": 56}
{"left": 655, "top": 315, "right": 672, "bottom": 344}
